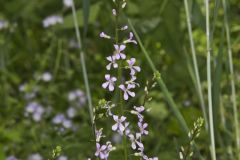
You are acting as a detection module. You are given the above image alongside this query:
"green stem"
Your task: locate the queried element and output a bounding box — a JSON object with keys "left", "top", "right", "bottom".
{"left": 205, "top": 0, "right": 216, "bottom": 159}
{"left": 115, "top": 1, "right": 127, "bottom": 159}
{"left": 222, "top": 0, "right": 240, "bottom": 158}
{"left": 183, "top": 0, "right": 208, "bottom": 130}
{"left": 71, "top": 1, "right": 95, "bottom": 137}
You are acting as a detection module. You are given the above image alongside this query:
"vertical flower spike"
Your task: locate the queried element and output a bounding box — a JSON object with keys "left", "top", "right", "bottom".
{"left": 127, "top": 58, "right": 141, "bottom": 75}
{"left": 114, "top": 44, "right": 126, "bottom": 60}
{"left": 102, "top": 74, "right": 117, "bottom": 91}
{"left": 119, "top": 84, "right": 136, "bottom": 100}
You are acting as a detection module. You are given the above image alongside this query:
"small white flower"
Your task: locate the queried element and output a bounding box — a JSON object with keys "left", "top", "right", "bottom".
{"left": 41, "top": 72, "right": 52, "bottom": 82}
{"left": 28, "top": 153, "right": 43, "bottom": 160}
{"left": 112, "top": 9, "right": 117, "bottom": 16}
{"left": 63, "top": 0, "right": 73, "bottom": 8}
{"left": 43, "top": 15, "right": 63, "bottom": 28}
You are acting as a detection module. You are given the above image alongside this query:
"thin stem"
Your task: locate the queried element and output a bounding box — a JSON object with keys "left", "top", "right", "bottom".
{"left": 222, "top": 0, "right": 240, "bottom": 158}
{"left": 205, "top": 0, "right": 216, "bottom": 159}
{"left": 115, "top": 1, "right": 127, "bottom": 159}
{"left": 184, "top": 0, "right": 208, "bottom": 130}
{"left": 71, "top": 1, "right": 95, "bottom": 137}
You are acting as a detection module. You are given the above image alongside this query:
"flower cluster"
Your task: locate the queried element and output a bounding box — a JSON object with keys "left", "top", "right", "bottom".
{"left": 94, "top": 0, "right": 158, "bottom": 159}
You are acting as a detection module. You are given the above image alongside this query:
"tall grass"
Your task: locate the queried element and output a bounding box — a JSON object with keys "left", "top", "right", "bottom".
{"left": 222, "top": 0, "right": 240, "bottom": 158}
{"left": 71, "top": 0, "right": 95, "bottom": 136}
{"left": 183, "top": 0, "right": 208, "bottom": 130}
{"left": 205, "top": 0, "right": 216, "bottom": 159}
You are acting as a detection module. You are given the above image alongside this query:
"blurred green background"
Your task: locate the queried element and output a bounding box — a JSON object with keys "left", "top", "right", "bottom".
{"left": 0, "top": 0, "right": 240, "bottom": 159}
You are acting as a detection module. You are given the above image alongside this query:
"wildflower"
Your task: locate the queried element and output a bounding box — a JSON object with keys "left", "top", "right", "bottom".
{"left": 131, "top": 106, "right": 145, "bottom": 121}
{"left": 127, "top": 58, "right": 141, "bottom": 75}
{"left": 52, "top": 114, "right": 66, "bottom": 124}
{"left": 68, "top": 89, "right": 86, "bottom": 106}
{"left": 112, "top": 133, "right": 122, "bottom": 144}
{"left": 25, "top": 102, "right": 45, "bottom": 122}
{"left": 63, "top": 0, "right": 73, "bottom": 8}
{"left": 124, "top": 32, "right": 137, "bottom": 44}
{"left": 106, "top": 56, "right": 118, "bottom": 70}
{"left": 122, "top": 1, "right": 127, "bottom": 8}
{"left": 124, "top": 122, "right": 131, "bottom": 135}
{"left": 125, "top": 76, "right": 139, "bottom": 88}
{"left": 128, "top": 133, "right": 144, "bottom": 150}
{"left": 100, "top": 32, "right": 111, "bottom": 39}
{"left": 41, "top": 72, "right": 52, "bottom": 82}
{"left": 112, "top": 9, "right": 117, "bottom": 16}
{"left": 28, "top": 153, "right": 43, "bottom": 160}
{"left": 62, "top": 119, "right": 73, "bottom": 129}
{"left": 114, "top": 44, "right": 126, "bottom": 60}
{"left": 119, "top": 84, "right": 135, "bottom": 100}
{"left": 102, "top": 101, "right": 116, "bottom": 116}
{"left": 43, "top": 15, "right": 63, "bottom": 28}
{"left": 138, "top": 122, "right": 148, "bottom": 135}
{"left": 58, "top": 155, "right": 68, "bottom": 160}
{"left": 95, "top": 142, "right": 113, "bottom": 160}
{"left": 121, "top": 25, "right": 128, "bottom": 31}
{"left": 112, "top": 115, "right": 126, "bottom": 133}
{"left": 6, "top": 156, "right": 18, "bottom": 160}
{"left": 102, "top": 74, "right": 117, "bottom": 92}
{"left": 0, "top": 20, "right": 8, "bottom": 30}
{"left": 95, "top": 128, "right": 104, "bottom": 142}
{"left": 66, "top": 107, "right": 76, "bottom": 118}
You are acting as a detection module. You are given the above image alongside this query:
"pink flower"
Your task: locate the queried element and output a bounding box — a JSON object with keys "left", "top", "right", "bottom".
{"left": 102, "top": 74, "right": 117, "bottom": 91}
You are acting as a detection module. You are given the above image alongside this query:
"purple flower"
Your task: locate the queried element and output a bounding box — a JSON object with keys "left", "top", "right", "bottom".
{"left": 128, "top": 133, "right": 144, "bottom": 150}
{"left": 25, "top": 102, "right": 45, "bottom": 122}
{"left": 106, "top": 56, "right": 118, "bottom": 70}
{"left": 6, "top": 156, "right": 18, "bottom": 160}
{"left": 58, "top": 155, "right": 68, "bottom": 160}
{"left": 28, "top": 153, "right": 43, "bottom": 160}
{"left": 124, "top": 32, "right": 137, "bottom": 44}
{"left": 119, "top": 84, "right": 135, "bottom": 100}
{"left": 131, "top": 106, "right": 145, "bottom": 121}
{"left": 95, "top": 128, "right": 104, "bottom": 142}
{"left": 112, "top": 115, "right": 126, "bottom": 133}
{"left": 66, "top": 107, "right": 76, "bottom": 118}
{"left": 124, "top": 122, "right": 131, "bottom": 135}
{"left": 102, "top": 74, "right": 117, "bottom": 92}
{"left": 138, "top": 122, "right": 148, "bottom": 135}
{"left": 68, "top": 89, "right": 86, "bottom": 106}
{"left": 125, "top": 76, "right": 139, "bottom": 88}
{"left": 52, "top": 114, "right": 66, "bottom": 124}
{"left": 114, "top": 44, "right": 126, "bottom": 60}
{"left": 127, "top": 58, "right": 141, "bottom": 75}
{"left": 95, "top": 142, "right": 113, "bottom": 160}
{"left": 100, "top": 32, "right": 111, "bottom": 39}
